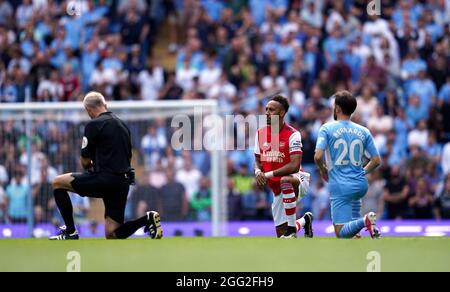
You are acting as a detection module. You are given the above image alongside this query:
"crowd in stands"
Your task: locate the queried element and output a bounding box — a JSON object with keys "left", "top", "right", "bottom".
{"left": 1, "top": 0, "right": 450, "bottom": 224}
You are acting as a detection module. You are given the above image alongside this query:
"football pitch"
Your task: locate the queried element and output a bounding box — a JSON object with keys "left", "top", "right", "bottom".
{"left": 0, "top": 237, "right": 449, "bottom": 272}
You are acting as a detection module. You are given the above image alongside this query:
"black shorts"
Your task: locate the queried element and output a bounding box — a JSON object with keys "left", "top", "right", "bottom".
{"left": 70, "top": 172, "right": 130, "bottom": 224}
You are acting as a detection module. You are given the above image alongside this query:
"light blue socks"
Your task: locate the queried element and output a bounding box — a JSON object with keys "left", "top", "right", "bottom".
{"left": 339, "top": 218, "right": 365, "bottom": 239}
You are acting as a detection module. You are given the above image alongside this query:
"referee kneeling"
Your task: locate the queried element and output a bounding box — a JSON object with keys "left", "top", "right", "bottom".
{"left": 50, "top": 92, "right": 163, "bottom": 240}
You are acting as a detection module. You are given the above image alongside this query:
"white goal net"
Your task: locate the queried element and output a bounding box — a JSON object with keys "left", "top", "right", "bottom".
{"left": 0, "top": 100, "right": 227, "bottom": 237}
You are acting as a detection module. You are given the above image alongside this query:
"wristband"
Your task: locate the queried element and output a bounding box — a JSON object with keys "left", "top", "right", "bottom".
{"left": 265, "top": 171, "right": 274, "bottom": 179}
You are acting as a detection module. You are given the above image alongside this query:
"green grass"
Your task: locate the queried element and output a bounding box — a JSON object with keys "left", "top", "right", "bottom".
{"left": 0, "top": 237, "right": 449, "bottom": 272}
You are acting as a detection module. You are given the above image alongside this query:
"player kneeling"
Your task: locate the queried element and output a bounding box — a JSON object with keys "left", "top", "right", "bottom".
{"left": 254, "top": 96, "right": 313, "bottom": 239}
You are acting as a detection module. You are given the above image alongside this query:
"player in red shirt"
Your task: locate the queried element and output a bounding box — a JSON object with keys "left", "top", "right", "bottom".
{"left": 254, "top": 95, "right": 314, "bottom": 238}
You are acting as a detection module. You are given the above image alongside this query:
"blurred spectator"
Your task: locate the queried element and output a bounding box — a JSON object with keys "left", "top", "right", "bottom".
{"left": 360, "top": 55, "right": 386, "bottom": 91}
{"left": 0, "top": 184, "right": 5, "bottom": 223}
{"left": 408, "top": 70, "right": 437, "bottom": 113}
{"left": 351, "top": 34, "right": 371, "bottom": 64}
{"left": 367, "top": 106, "right": 393, "bottom": 154}
{"left": 383, "top": 166, "right": 410, "bottom": 220}
{"left": 362, "top": 171, "right": 385, "bottom": 218}
{"left": 19, "top": 145, "right": 57, "bottom": 186}
{"left": 120, "top": 9, "right": 150, "bottom": 47}
{"left": 311, "top": 179, "right": 330, "bottom": 221}
{"left": 356, "top": 86, "right": 379, "bottom": 125}
{"left": 160, "top": 168, "right": 188, "bottom": 221}
{"left": 0, "top": 164, "right": 8, "bottom": 187}
{"left": 328, "top": 50, "right": 351, "bottom": 90}
{"left": 16, "top": 0, "right": 33, "bottom": 30}
{"left": 161, "top": 146, "right": 183, "bottom": 170}
{"left": 429, "top": 56, "right": 449, "bottom": 91}
{"left": 0, "top": 75, "right": 18, "bottom": 102}
{"left": 138, "top": 59, "right": 164, "bottom": 100}
{"left": 132, "top": 174, "right": 161, "bottom": 219}
{"left": 148, "top": 160, "right": 168, "bottom": 189}
{"left": 159, "top": 72, "right": 183, "bottom": 100}
{"left": 5, "top": 167, "right": 29, "bottom": 223}
{"left": 406, "top": 145, "right": 429, "bottom": 172}
{"left": 118, "top": 0, "right": 147, "bottom": 16}
{"left": 262, "top": 63, "right": 287, "bottom": 92}
{"left": 323, "top": 27, "right": 346, "bottom": 67}
{"left": 383, "top": 89, "right": 400, "bottom": 117}
{"left": 441, "top": 98, "right": 450, "bottom": 142}
{"left": 285, "top": 78, "right": 306, "bottom": 119}
{"left": 176, "top": 57, "right": 199, "bottom": 92}
{"left": 442, "top": 142, "right": 450, "bottom": 175}
{"left": 190, "top": 177, "right": 212, "bottom": 221}
{"left": 316, "top": 70, "right": 334, "bottom": 99}
{"left": 249, "top": 0, "right": 287, "bottom": 26}
{"left": 0, "top": 0, "right": 14, "bottom": 27}
{"left": 68, "top": 192, "right": 90, "bottom": 224}
{"left": 401, "top": 48, "right": 427, "bottom": 84}
{"left": 141, "top": 125, "right": 167, "bottom": 171}
{"left": 424, "top": 132, "right": 442, "bottom": 165}
{"left": 406, "top": 94, "right": 428, "bottom": 126}
{"left": 226, "top": 177, "right": 242, "bottom": 220}
{"left": 299, "top": 128, "right": 315, "bottom": 169}
{"left": 60, "top": 64, "right": 80, "bottom": 102}
{"left": 434, "top": 175, "right": 450, "bottom": 220}
{"left": 176, "top": 155, "right": 201, "bottom": 201}
{"left": 191, "top": 149, "right": 211, "bottom": 176}
{"left": 425, "top": 161, "right": 441, "bottom": 196}
{"left": 241, "top": 183, "right": 271, "bottom": 220}
{"left": 127, "top": 45, "right": 145, "bottom": 86}
{"left": 199, "top": 53, "right": 222, "bottom": 92}
{"left": 281, "top": 10, "right": 300, "bottom": 38}
{"left": 409, "top": 178, "right": 434, "bottom": 219}
{"left": 33, "top": 166, "right": 54, "bottom": 224}
{"left": 207, "top": 73, "right": 237, "bottom": 111}
{"left": 232, "top": 164, "right": 253, "bottom": 196}
{"left": 37, "top": 70, "right": 64, "bottom": 102}
{"left": 301, "top": 1, "right": 323, "bottom": 29}
{"left": 325, "top": 2, "right": 345, "bottom": 35}
{"left": 438, "top": 76, "right": 450, "bottom": 107}
{"left": 408, "top": 119, "right": 429, "bottom": 149}
{"left": 163, "top": 0, "right": 181, "bottom": 54}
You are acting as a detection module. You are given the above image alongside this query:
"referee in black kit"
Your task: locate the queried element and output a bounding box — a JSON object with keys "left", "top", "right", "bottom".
{"left": 50, "top": 92, "right": 162, "bottom": 240}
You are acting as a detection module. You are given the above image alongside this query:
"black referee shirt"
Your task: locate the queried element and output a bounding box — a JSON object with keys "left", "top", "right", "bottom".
{"left": 81, "top": 112, "right": 132, "bottom": 174}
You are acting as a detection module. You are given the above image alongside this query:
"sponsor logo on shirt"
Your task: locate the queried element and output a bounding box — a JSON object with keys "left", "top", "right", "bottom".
{"left": 261, "top": 151, "right": 286, "bottom": 163}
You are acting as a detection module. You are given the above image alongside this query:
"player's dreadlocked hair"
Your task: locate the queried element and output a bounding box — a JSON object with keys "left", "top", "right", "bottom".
{"left": 270, "top": 95, "right": 290, "bottom": 113}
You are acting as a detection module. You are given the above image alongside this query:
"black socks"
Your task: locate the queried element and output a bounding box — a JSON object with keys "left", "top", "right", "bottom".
{"left": 54, "top": 189, "right": 76, "bottom": 234}
{"left": 114, "top": 215, "right": 148, "bottom": 239}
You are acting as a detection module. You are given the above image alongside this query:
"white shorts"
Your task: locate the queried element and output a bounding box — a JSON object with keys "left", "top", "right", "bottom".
{"left": 272, "top": 171, "right": 311, "bottom": 227}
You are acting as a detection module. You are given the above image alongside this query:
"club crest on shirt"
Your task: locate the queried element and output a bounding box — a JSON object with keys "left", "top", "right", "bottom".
{"left": 261, "top": 142, "right": 271, "bottom": 151}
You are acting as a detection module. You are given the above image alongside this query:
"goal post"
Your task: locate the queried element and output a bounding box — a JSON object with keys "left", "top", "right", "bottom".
{"left": 0, "top": 100, "right": 228, "bottom": 237}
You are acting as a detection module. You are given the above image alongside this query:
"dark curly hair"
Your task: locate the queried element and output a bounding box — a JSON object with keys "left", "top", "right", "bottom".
{"left": 270, "top": 95, "right": 290, "bottom": 113}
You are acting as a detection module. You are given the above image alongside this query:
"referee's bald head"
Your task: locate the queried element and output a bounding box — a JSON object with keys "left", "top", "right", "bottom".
{"left": 83, "top": 91, "right": 107, "bottom": 110}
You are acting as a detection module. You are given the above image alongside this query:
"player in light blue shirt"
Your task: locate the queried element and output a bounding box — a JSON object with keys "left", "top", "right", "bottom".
{"left": 315, "top": 91, "right": 381, "bottom": 239}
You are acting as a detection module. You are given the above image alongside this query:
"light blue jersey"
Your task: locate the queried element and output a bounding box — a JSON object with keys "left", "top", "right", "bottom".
{"left": 316, "top": 121, "right": 379, "bottom": 199}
